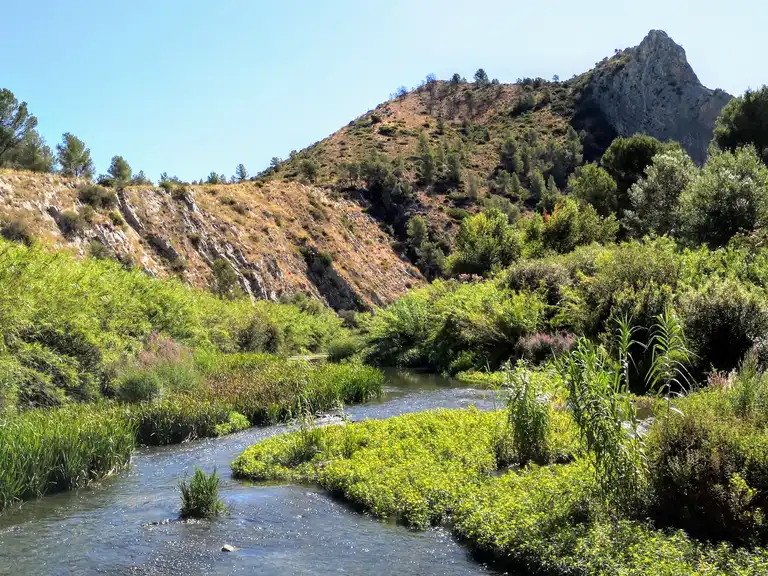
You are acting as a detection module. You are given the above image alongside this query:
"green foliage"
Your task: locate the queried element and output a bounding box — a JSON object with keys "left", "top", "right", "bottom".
{"left": 56, "top": 132, "right": 94, "bottom": 178}
{"left": 506, "top": 362, "right": 553, "bottom": 464}
{"left": 232, "top": 407, "right": 577, "bottom": 529}
{"left": 365, "top": 279, "right": 545, "bottom": 372}
{"left": 107, "top": 155, "right": 132, "bottom": 184}
{"left": 601, "top": 134, "right": 667, "bottom": 215}
{"left": 179, "top": 467, "right": 228, "bottom": 519}
{"left": 299, "top": 158, "right": 319, "bottom": 183}
{"left": 326, "top": 335, "right": 362, "bottom": 363}
{"left": 713, "top": 86, "right": 768, "bottom": 164}
{"left": 679, "top": 146, "right": 768, "bottom": 247}
{"left": 116, "top": 369, "right": 163, "bottom": 402}
{"left": 447, "top": 208, "right": 522, "bottom": 276}
{"left": 0, "top": 404, "right": 134, "bottom": 511}
{"left": 416, "top": 132, "right": 436, "bottom": 185}
{"left": 536, "top": 197, "right": 619, "bottom": 254}
{"left": 568, "top": 163, "right": 618, "bottom": 216}
{"left": 626, "top": 148, "right": 697, "bottom": 236}
{"left": 1, "top": 219, "right": 34, "bottom": 246}
{"left": 210, "top": 257, "right": 241, "bottom": 299}
{"left": 0, "top": 88, "right": 38, "bottom": 164}
{"left": 77, "top": 184, "right": 117, "bottom": 209}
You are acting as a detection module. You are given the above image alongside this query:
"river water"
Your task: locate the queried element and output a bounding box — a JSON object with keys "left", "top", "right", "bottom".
{"left": 0, "top": 370, "right": 507, "bottom": 575}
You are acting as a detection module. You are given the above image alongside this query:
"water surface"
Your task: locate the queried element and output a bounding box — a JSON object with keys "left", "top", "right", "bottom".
{"left": 0, "top": 370, "right": 505, "bottom": 575}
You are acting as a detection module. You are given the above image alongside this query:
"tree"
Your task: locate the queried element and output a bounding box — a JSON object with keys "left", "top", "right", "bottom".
{"left": 467, "top": 173, "right": 481, "bottom": 202}
{"left": 130, "top": 170, "right": 152, "bottom": 186}
{"left": 537, "top": 175, "right": 562, "bottom": 214}
{"left": 528, "top": 170, "right": 546, "bottom": 203}
{"left": 417, "top": 132, "right": 436, "bottom": 185}
{"left": 107, "top": 155, "right": 132, "bottom": 184}
{"left": 407, "top": 216, "right": 428, "bottom": 249}
{"left": 56, "top": 133, "right": 94, "bottom": 178}
{"left": 235, "top": 164, "right": 248, "bottom": 183}
{"left": 270, "top": 157, "right": 282, "bottom": 170}
{"left": 542, "top": 197, "right": 619, "bottom": 254}
{"left": 450, "top": 73, "right": 462, "bottom": 86}
{"left": 491, "top": 170, "right": 513, "bottom": 196}
{"left": 299, "top": 158, "right": 319, "bottom": 183}
{"left": 447, "top": 208, "right": 521, "bottom": 276}
{"left": 568, "top": 163, "right": 618, "bottom": 216}
{"left": 500, "top": 136, "right": 524, "bottom": 174}
{"left": 445, "top": 150, "right": 462, "bottom": 186}
{"left": 211, "top": 258, "right": 241, "bottom": 299}
{"left": 0, "top": 89, "right": 37, "bottom": 162}
{"left": 206, "top": 171, "right": 222, "bottom": 185}
{"left": 712, "top": 86, "right": 768, "bottom": 164}
{"left": 601, "top": 134, "right": 666, "bottom": 215}
{"left": 3, "top": 130, "right": 55, "bottom": 172}
{"left": 626, "top": 148, "right": 697, "bottom": 237}
{"left": 474, "top": 68, "right": 489, "bottom": 87}
{"left": 679, "top": 146, "right": 768, "bottom": 247}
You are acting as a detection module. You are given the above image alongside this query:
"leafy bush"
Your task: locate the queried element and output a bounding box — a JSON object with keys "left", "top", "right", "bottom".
{"left": 116, "top": 369, "right": 163, "bottom": 402}
{"left": 77, "top": 184, "right": 117, "bottom": 210}
{"left": 1, "top": 220, "right": 34, "bottom": 246}
{"left": 446, "top": 208, "right": 522, "bottom": 276}
{"left": 679, "top": 146, "right": 768, "bottom": 247}
{"left": 680, "top": 279, "right": 768, "bottom": 374}
{"left": 327, "top": 336, "right": 361, "bottom": 362}
{"left": 179, "top": 467, "right": 228, "bottom": 519}
{"left": 59, "top": 210, "right": 86, "bottom": 236}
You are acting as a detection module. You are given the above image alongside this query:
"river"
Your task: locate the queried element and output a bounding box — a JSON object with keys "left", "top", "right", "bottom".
{"left": 0, "top": 370, "right": 506, "bottom": 575}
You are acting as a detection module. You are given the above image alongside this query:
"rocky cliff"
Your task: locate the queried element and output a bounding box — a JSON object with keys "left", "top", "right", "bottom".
{"left": 0, "top": 171, "right": 423, "bottom": 310}
{"left": 579, "top": 30, "right": 732, "bottom": 164}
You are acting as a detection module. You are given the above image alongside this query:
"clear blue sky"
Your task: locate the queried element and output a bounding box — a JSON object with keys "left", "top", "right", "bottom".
{"left": 5, "top": 0, "right": 765, "bottom": 181}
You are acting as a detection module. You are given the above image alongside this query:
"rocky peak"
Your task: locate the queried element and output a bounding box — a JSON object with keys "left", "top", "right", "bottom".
{"left": 580, "top": 29, "right": 732, "bottom": 164}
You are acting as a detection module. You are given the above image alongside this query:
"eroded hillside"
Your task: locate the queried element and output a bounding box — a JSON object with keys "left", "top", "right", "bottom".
{"left": 0, "top": 170, "right": 422, "bottom": 310}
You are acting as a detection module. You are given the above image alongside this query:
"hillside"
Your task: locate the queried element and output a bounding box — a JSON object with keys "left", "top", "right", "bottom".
{"left": 0, "top": 29, "right": 732, "bottom": 308}
{"left": 0, "top": 171, "right": 422, "bottom": 311}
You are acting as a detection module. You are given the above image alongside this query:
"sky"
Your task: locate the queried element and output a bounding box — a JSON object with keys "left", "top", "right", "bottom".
{"left": 4, "top": 0, "right": 766, "bottom": 181}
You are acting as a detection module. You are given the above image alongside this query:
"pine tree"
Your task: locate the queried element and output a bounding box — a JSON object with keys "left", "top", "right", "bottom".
{"left": 235, "top": 164, "right": 248, "bottom": 182}
{"left": 108, "top": 155, "right": 132, "bottom": 184}
{"left": 56, "top": 133, "right": 94, "bottom": 178}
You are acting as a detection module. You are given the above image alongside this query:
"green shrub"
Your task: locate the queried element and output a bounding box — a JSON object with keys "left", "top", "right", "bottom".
{"left": 117, "top": 369, "right": 163, "bottom": 402}
{"left": 680, "top": 279, "right": 768, "bottom": 374}
{"left": 179, "top": 467, "right": 228, "bottom": 519}
{"left": 214, "top": 411, "right": 250, "bottom": 436}
{"left": 1, "top": 220, "right": 34, "bottom": 246}
{"left": 77, "top": 184, "right": 117, "bottom": 210}
{"left": 327, "top": 336, "right": 361, "bottom": 362}
{"left": 59, "top": 210, "right": 86, "bottom": 236}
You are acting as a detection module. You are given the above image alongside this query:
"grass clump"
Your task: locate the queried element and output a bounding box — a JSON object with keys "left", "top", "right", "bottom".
{"left": 179, "top": 467, "right": 228, "bottom": 519}
{"left": 0, "top": 405, "right": 135, "bottom": 511}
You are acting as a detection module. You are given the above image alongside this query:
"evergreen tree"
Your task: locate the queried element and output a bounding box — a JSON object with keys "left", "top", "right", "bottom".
{"left": 56, "top": 133, "right": 94, "bottom": 178}
{"left": 528, "top": 170, "right": 546, "bottom": 203}
{"left": 107, "top": 155, "right": 132, "bottom": 184}
{"left": 235, "top": 164, "right": 248, "bottom": 183}
{"left": 417, "top": 132, "right": 436, "bottom": 185}
{"left": 568, "top": 163, "right": 619, "bottom": 216}
{"left": 0, "top": 89, "right": 37, "bottom": 162}
{"left": 713, "top": 86, "right": 768, "bottom": 164}
{"left": 474, "top": 68, "right": 489, "bottom": 86}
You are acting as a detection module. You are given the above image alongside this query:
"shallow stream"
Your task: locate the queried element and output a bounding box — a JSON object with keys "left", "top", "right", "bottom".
{"left": 0, "top": 370, "right": 507, "bottom": 575}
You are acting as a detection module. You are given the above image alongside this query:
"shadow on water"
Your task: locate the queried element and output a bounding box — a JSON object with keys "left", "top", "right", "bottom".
{"left": 0, "top": 370, "right": 509, "bottom": 576}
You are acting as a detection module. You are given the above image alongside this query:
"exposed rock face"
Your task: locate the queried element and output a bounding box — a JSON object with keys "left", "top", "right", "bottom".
{"left": 581, "top": 30, "right": 732, "bottom": 164}
{"left": 0, "top": 172, "right": 423, "bottom": 311}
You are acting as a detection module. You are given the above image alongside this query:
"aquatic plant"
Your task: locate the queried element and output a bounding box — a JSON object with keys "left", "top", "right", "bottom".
{"left": 179, "top": 467, "right": 228, "bottom": 519}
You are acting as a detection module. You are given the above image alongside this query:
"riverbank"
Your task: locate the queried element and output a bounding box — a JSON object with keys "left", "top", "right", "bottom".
{"left": 232, "top": 362, "right": 768, "bottom": 575}
{"left": 0, "top": 356, "right": 383, "bottom": 513}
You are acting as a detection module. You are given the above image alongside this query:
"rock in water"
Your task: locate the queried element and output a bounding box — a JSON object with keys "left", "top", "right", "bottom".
{"left": 221, "top": 544, "right": 240, "bottom": 552}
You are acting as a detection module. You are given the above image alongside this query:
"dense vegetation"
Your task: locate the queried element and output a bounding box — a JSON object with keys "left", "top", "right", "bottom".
{"left": 232, "top": 86, "right": 768, "bottom": 574}
{"left": 0, "top": 237, "right": 384, "bottom": 512}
